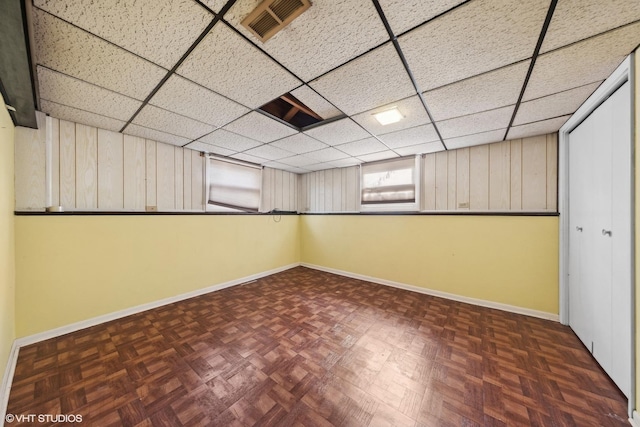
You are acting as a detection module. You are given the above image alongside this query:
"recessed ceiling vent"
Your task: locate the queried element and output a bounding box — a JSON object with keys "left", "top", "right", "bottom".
{"left": 241, "top": 0, "right": 311, "bottom": 43}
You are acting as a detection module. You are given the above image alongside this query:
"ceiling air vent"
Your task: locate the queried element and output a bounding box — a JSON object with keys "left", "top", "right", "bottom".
{"left": 241, "top": 0, "right": 311, "bottom": 43}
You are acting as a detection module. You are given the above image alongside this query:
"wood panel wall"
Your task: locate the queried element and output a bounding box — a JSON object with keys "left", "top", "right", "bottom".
{"left": 261, "top": 167, "right": 298, "bottom": 212}
{"left": 299, "top": 166, "right": 360, "bottom": 213}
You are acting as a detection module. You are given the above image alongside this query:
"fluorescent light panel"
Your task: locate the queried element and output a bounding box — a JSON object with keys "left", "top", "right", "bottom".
{"left": 373, "top": 107, "right": 403, "bottom": 125}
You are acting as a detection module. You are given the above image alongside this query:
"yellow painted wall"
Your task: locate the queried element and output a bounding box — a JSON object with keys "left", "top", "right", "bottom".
{"left": 0, "top": 100, "right": 16, "bottom": 374}
{"left": 300, "top": 215, "right": 559, "bottom": 314}
{"left": 15, "top": 215, "right": 299, "bottom": 337}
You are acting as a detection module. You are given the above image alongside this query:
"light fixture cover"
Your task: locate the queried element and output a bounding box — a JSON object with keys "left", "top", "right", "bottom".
{"left": 373, "top": 107, "right": 403, "bottom": 125}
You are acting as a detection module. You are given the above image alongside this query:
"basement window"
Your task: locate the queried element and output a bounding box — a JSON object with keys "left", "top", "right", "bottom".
{"left": 360, "top": 156, "right": 420, "bottom": 212}
{"left": 259, "top": 93, "right": 323, "bottom": 128}
{"left": 206, "top": 157, "right": 261, "bottom": 212}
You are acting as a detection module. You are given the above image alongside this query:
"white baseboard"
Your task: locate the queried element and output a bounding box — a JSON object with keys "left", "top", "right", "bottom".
{"left": 301, "top": 263, "right": 559, "bottom": 322}
{"left": 630, "top": 411, "right": 640, "bottom": 427}
{"left": 1, "top": 340, "right": 19, "bottom": 427}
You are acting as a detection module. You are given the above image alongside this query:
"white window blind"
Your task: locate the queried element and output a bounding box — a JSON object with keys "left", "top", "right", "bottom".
{"left": 361, "top": 157, "right": 416, "bottom": 205}
{"left": 207, "top": 158, "right": 261, "bottom": 212}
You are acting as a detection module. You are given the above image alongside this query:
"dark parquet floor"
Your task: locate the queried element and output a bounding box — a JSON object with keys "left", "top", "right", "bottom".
{"left": 6, "top": 267, "right": 629, "bottom": 426}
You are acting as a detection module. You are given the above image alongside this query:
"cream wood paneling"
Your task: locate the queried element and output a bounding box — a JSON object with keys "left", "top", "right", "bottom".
{"left": 435, "top": 151, "right": 448, "bottom": 210}
{"left": 75, "top": 124, "right": 98, "bottom": 209}
{"left": 423, "top": 153, "right": 436, "bottom": 210}
{"left": 262, "top": 167, "right": 299, "bottom": 212}
{"left": 522, "top": 135, "right": 548, "bottom": 210}
{"left": 156, "top": 142, "right": 175, "bottom": 210}
{"left": 59, "top": 119, "right": 76, "bottom": 209}
{"left": 123, "top": 135, "right": 146, "bottom": 211}
{"left": 145, "top": 139, "right": 157, "bottom": 208}
{"left": 469, "top": 145, "right": 490, "bottom": 210}
{"left": 191, "top": 150, "right": 204, "bottom": 211}
{"left": 50, "top": 117, "right": 60, "bottom": 207}
{"left": 344, "top": 166, "right": 359, "bottom": 212}
{"left": 447, "top": 150, "right": 457, "bottom": 210}
{"left": 456, "top": 148, "right": 470, "bottom": 210}
{"left": 175, "top": 148, "right": 184, "bottom": 211}
{"left": 489, "top": 141, "right": 511, "bottom": 210}
{"left": 97, "top": 129, "right": 124, "bottom": 209}
{"left": 510, "top": 138, "right": 523, "bottom": 210}
{"left": 183, "top": 149, "right": 192, "bottom": 210}
{"left": 546, "top": 134, "right": 558, "bottom": 211}
{"left": 14, "top": 112, "right": 46, "bottom": 211}
{"left": 299, "top": 166, "right": 359, "bottom": 212}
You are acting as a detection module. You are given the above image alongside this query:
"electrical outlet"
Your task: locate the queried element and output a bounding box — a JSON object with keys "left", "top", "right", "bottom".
{"left": 145, "top": 206, "right": 157, "bottom": 212}
{"left": 458, "top": 202, "right": 470, "bottom": 208}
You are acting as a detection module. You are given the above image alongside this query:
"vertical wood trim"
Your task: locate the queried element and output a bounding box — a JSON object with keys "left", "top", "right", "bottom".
{"left": 435, "top": 151, "right": 448, "bottom": 210}
{"left": 191, "top": 150, "right": 204, "bottom": 211}
{"left": 290, "top": 173, "right": 297, "bottom": 212}
{"left": 456, "top": 148, "right": 470, "bottom": 210}
{"left": 469, "top": 145, "right": 489, "bottom": 210}
{"left": 14, "top": 112, "right": 47, "bottom": 210}
{"left": 59, "top": 120, "right": 76, "bottom": 209}
{"left": 275, "top": 168, "right": 284, "bottom": 210}
{"left": 183, "top": 149, "right": 192, "bottom": 210}
{"left": 145, "top": 140, "right": 157, "bottom": 208}
{"left": 175, "top": 147, "right": 184, "bottom": 211}
{"left": 156, "top": 142, "right": 175, "bottom": 210}
{"left": 309, "top": 172, "right": 317, "bottom": 212}
{"left": 261, "top": 168, "right": 272, "bottom": 212}
{"left": 317, "top": 171, "right": 325, "bottom": 212}
{"left": 123, "top": 135, "right": 146, "bottom": 211}
{"left": 75, "top": 124, "right": 98, "bottom": 209}
{"left": 447, "top": 151, "right": 457, "bottom": 210}
{"left": 510, "top": 139, "right": 523, "bottom": 210}
{"left": 521, "top": 135, "right": 547, "bottom": 210}
{"left": 332, "top": 168, "right": 342, "bottom": 212}
{"left": 50, "top": 117, "right": 60, "bottom": 207}
{"left": 423, "top": 154, "right": 436, "bottom": 210}
{"left": 489, "top": 141, "right": 511, "bottom": 210}
{"left": 345, "top": 166, "right": 358, "bottom": 211}
{"left": 546, "top": 133, "right": 558, "bottom": 211}
{"left": 97, "top": 129, "right": 124, "bottom": 209}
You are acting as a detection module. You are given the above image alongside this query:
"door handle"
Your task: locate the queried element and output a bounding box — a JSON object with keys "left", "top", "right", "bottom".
{"left": 576, "top": 226, "right": 583, "bottom": 232}
{"left": 602, "top": 229, "right": 612, "bottom": 237}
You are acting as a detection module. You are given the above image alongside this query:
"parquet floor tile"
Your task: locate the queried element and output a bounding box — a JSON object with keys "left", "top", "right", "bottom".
{"left": 6, "top": 267, "right": 628, "bottom": 426}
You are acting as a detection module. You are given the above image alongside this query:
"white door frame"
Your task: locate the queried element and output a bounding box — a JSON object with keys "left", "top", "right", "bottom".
{"left": 558, "top": 54, "right": 635, "bottom": 415}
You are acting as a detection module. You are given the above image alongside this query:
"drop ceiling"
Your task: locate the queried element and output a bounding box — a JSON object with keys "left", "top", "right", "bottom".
{"left": 29, "top": 0, "right": 640, "bottom": 173}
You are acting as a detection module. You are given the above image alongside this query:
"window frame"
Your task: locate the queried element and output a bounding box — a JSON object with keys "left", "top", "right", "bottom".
{"left": 205, "top": 155, "right": 263, "bottom": 213}
{"left": 359, "top": 155, "right": 421, "bottom": 212}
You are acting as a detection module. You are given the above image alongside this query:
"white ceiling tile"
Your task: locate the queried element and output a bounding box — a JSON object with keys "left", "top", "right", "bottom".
{"left": 223, "top": 112, "right": 297, "bottom": 143}
{"left": 270, "top": 133, "right": 329, "bottom": 154}
{"left": 40, "top": 100, "right": 126, "bottom": 132}
{"left": 37, "top": 66, "right": 141, "bottom": 121}
{"left": 177, "top": 24, "right": 300, "bottom": 108}
{"left": 132, "top": 104, "right": 214, "bottom": 140}
{"left": 303, "top": 118, "right": 370, "bottom": 146}
{"left": 263, "top": 162, "right": 309, "bottom": 174}
{"left": 309, "top": 43, "right": 416, "bottom": 115}
{"left": 200, "top": 129, "right": 262, "bottom": 151}
{"left": 326, "top": 158, "right": 363, "bottom": 168}
{"left": 33, "top": 9, "right": 166, "bottom": 100}
{"left": 230, "top": 152, "right": 267, "bottom": 165}
{"left": 305, "top": 163, "right": 338, "bottom": 171}
{"left": 524, "top": 22, "right": 640, "bottom": 101}
{"left": 185, "top": 141, "right": 235, "bottom": 157}
{"left": 243, "top": 144, "right": 295, "bottom": 161}
{"left": 378, "top": 124, "right": 439, "bottom": 149}
{"left": 395, "top": 141, "right": 444, "bottom": 156}
{"left": 507, "top": 116, "right": 570, "bottom": 140}
{"left": 149, "top": 75, "right": 249, "bottom": 127}
{"left": 352, "top": 96, "right": 431, "bottom": 136}
{"left": 357, "top": 150, "right": 399, "bottom": 163}
{"left": 423, "top": 61, "right": 530, "bottom": 121}
{"left": 290, "top": 86, "right": 342, "bottom": 120}
{"left": 125, "top": 124, "right": 190, "bottom": 146}
{"left": 225, "top": 0, "right": 389, "bottom": 81}
{"left": 199, "top": 0, "right": 226, "bottom": 13}
{"left": 437, "top": 106, "right": 514, "bottom": 140}
{"left": 444, "top": 129, "right": 506, "bottom": 150}
{"left": 515, "top": 82, "right": 601, "bottom": 126}
{"left": 33, "top": 0, "right": 213, "bottom": 69}
{"left": 399, "top": 0, "right": 548, "bottom": 91}
{"left": 335, "top": 138, "right": 388, "bottom": 156}
{"left": 277, "top": 155, "right": 319, "bottom": 168}
{"left": 541, "top": 0, "right": 640, "bottom": 53}
{"left": 303, "top": 147, "right": 350, "bottom": 162}
{"left": 378, "top": 0, "right": 468, "bottom": 35}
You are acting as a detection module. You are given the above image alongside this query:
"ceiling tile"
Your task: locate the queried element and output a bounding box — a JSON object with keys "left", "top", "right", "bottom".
{"left": 303, "top": 118, "right": 370, "bottom": 146}
{"left": 524, "top": 22, "right": 640, "bottom": 100}
{"left": 132, "top": 104, "right": 214, "bottom": 140}
{"left": 326, "top": 158, "right": 363, "bottom": 168}
{"left": 444, "top": 129, "right": 506, "bottom": 150}
{"left": 185, "top": 141, "right": 235, "bottom": 156}
{"left": 303, "top": 147, "right": 350, "bottom": 163}
{"left": 290, "top": 86, "right": 342, "bottom": 120}
{"left": 515, "top": 82, "right": 601, "bottom": 126}
{"left": 33, "top": 0, "right": 213, "bottom": 69}
{"left": 399, "top": 0, "right": 548, "bottom": 91}
{"left": 230, "top": 152, "right": 268, "bottom": 165}
{"left": 541, "top": 0, "right": 640, "bottom": 53}
{"left": 223, "top": 112, "right": 297, "bottom": 143}
{"left": 243, "top": 144, "right": 295, "bottom": 161}
{"left": 40, "top": 100, "right": 126, "bottom": 132}
{"left": 377, "top": 124, "right": 439, "bottom": 149}
{"left": 37, "top": 66, "right": 141, "bottom": 121}
{"left": 437, "top": 106, "right": 514, "bottom": 139}
{"left": 309, "top": 43, "right": 416, "bottom": 115}
{"left": 277, "top": 155, "right": 319, "bottom": 168}
{"left": 357, "top": 150, "right": 399, "bottom": 163}
{"left": 32, "top": 9, "right": 166, "bottom": 100}
{"left": 352, "top": 96, "right": 430, "bottom": 136}
{"left": 199, "top": 129, "right": 262, "bottom": 152}
{"left": 225, "top": 0, "right": 389, "bottom": 81}
{"left": 177, "top": 24, "right": 300, "bottom": 108}
{"left": 149, "top": 75, "right": 249, "bottom": 127}
{"left": 199, "top": 0, "right": 226, "bottom": 13}
{"left": 395, "top": 141, "right": 444, "bottom": 156}
{"left": 378, "top": 0, "right": 467, "bottom": 35}
{"left": 335, "top": 138, "right": 388, "bottom": 156}
{"left": 125, "top": 124, "right": 190, "bottom": 146}
{"left": 507, "top": 116, "right": 570, "bottom": 140}
{"left": 423, "top": 61, "right": 530, "bottom": 121}
{"left": 263, "top": 162, "right": 310, "bottom": 174}
{"left": 270, "top": 133, "right": 329, "bottom": 154}
{"left": 305, "top": 163, "right": 338, "bottom": 171}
